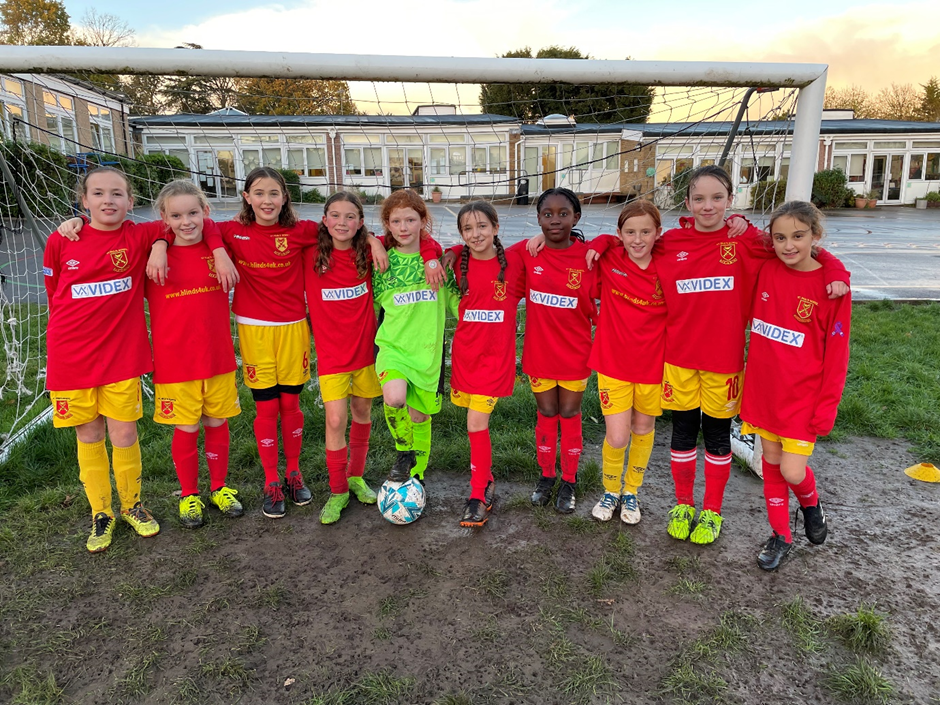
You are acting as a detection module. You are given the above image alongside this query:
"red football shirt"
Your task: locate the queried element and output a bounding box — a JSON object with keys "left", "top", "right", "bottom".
{"left": 206, "top": 220, "right": 319, "bottom": 323}
{"left": 512, "top": 239, "right": 598, "bottom": 381}
{"left": 44, "top": 221, "right": 161, "bottom": 390}
{"left": 450, "top": 247, "right": 526, "bottom": 397}
{"left": 740, "top": 258, "right": 852, "bottom": 441}
{"left": 146, "top": 238, "right": 237, "bottom": 385}
{"left": 303, "top": 245, "right": 377, "bottom": 376}
{"left": 588, "top": 240, "right": 667, "bottom": 385}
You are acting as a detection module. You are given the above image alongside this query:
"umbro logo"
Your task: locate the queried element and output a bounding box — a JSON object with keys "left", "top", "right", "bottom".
{"left": 612, "top": 268, "right": 628, "bottom": 278}
{"left": 533, "top": 266, "right": 544, "bottom": 275}
{"left": 234, "top": 234, "right": 251, "bottom": 240}
{"left": 67, "top": 259, "right": 79, "bottom": 269}
{"left": 761, "top": 291, "right": 770, "bottom": 302}
{"left": 676, "top": 251, "right": 689, "bottom": 262}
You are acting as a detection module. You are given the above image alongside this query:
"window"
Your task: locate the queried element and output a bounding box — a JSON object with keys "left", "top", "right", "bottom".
{"left": 488, "top": 145, "right": 507, "bottom": 173}
{"left": 145, "top": 135, "right": 187, "bottom": 147}
{"left": 575, "top": 142, "right": 590, "bottom": 168}
{"left": 779, "top": 157, "right": 790, "bottom": 180}
{"left": 591, "top": 141, "right": 619, "bottom": 170}
{"left": 45, "top": 111, "right": 77, "bottom": 154}
{"left": 262, "top": 148, "right": 282, "bottom": 169}
{"left": 3, "top": 103, "right": 28, "bottom": 141}
{"left": 472, "top": 147, "right": 487, "bottom": 173}
{"left": 429, "top": 147, "right": 447, "bottom": 175}
{"left": 449, "top": 146, "right": 466, "bottom": 175}
{"left": 287, "top": 146, "right": 326, "bottom": 177}
{"left": 926, "top": 153, "right": 940, "bottom": 181}
{"left": 873, "top": 141, "right": 905, "bottom": 150}
{"left": 88, "top": 105, "right": 114, "bottom": 152}
{"left": 387, "top": 135, "right": 421, "bottom": 144}
{"left": 3, "top": 78, "right": 23, "bottom": 97}
{"left": 740, "top": 155, "right": 775, "bottom": 183}
{"left": 832, "top": 154, "right": 867, "bottom": 182}
{"left": 909, "top": 154, "right": 924, "bottom": 180}
{"left": 240, "top": 135, "right": 280, "bottom": 144}
{"left": 833, "top": 141, "right": 867, "bottom": 150}
{"left": 343, "top": 146, "right": 382, "bottom": 176}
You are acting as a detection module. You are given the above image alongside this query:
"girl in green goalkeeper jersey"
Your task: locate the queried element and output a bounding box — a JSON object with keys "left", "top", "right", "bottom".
{"left": 373, "top": 189, "right": 458, "bottom": 486}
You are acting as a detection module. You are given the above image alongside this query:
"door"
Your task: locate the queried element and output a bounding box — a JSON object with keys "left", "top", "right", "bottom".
{"left": 523, "top": 145, "right": 559, "bottom": 196}
{"left": 195, "top": 149, "right": 218, "bottom": 198}
{"left": 540, "top": 145, "right": 557, "bottom": 192}
{"left": 389, "top": 148, "right": 425, "bottom": 193}
{"left": 406, "top": 148, "right": 424, "bottom": 194}
{"left": 871, "top": 154, "right": 904, "bottom": 202}
{"left": 216, "top": 150, "right": 237, "bottom": 198}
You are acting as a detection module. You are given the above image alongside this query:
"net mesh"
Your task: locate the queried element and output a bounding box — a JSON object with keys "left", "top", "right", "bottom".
{"left": 0, "top": 68, "right": 803, "bottom": 453}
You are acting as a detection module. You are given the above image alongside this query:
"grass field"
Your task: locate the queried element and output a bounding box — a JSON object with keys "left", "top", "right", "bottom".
{"left": 0, "top": 301, "right": 938, "bottom": 703}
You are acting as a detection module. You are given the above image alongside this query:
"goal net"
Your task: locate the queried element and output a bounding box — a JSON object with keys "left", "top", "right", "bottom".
{"left": 0, "top": 47, "right": 826, "bottom": 463}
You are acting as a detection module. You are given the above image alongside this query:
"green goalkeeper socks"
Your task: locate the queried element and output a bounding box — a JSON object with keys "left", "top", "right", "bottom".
{"left": 383, "top": 403, "right": 413, "bottom": 450}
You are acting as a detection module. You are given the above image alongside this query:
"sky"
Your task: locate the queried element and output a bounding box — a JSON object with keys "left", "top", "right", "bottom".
{"left": 60, "top": 0, "right": 939, "bottom": 113}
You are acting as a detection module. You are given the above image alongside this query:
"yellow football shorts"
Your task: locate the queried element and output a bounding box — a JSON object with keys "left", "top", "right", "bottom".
{"left": 378, "top": 368, "right": 442, "bottom": 416}
{"left": 528, "top": 376, "right": 589, "bottom": 394}
{"left": 661, "top": 363, "right": 742, "bottom": 419}
{"left": 50, "top": 377, "right": 142, "bottom": 428}
{"left": 741, "top": 422, "right": 815, "bottom": 456}
{"left": 237, "top": 320, "right": 311, "bottom": 389}
{"left": 450, "top": 389, "right": 499, "bottom": 414}
{"left": 320, "top": 365, "right": 382, "bottom": 403}
{"left": 154, "top": 371, "right": 241, "bottom": 426}
{"left": 597, "top": 373, "right": 662, "bottom": 417}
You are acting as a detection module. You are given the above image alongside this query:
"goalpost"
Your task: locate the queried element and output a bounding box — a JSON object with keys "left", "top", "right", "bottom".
{"left": 0, "top": 46, "right": 827, "bottom": 463}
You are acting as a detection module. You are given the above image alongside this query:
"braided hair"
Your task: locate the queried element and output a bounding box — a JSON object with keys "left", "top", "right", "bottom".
{"left": 316, "top": 191, "right": 371, "bottom": 279}
{"left": 456, "top": 201, "right": 507, "bottom": 296}
{"left": 535, "top": 187, "right": 585, "bottom": 242}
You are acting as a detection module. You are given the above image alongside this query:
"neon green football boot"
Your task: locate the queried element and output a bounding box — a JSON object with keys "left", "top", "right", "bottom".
{"left": 320, "top": 492, "right": 350, "bottom": 525}
{"left": 690, "top": 509, "right": 723, "bottom": 545}
{"left": 667, "top": 503, "right": 696, "bottom": 541}
{"left": 347, "top": 476, "right": 377, "bottom": 505}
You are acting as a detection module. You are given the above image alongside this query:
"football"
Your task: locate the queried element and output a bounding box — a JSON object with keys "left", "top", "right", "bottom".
{"left": 377, "top": 478, "right": 426, "bottom": 525}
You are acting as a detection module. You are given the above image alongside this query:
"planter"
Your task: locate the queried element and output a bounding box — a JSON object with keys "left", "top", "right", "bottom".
{"left": 854, "top": 197, "right": 867, "bottom": 209}
{"left": 915, "top": 199, "right": 928, "bottom": 209}
{"left": 867, "top": 199, "right": 878, "bottom": 208}
{"left": 928, "top": 201, "right": 940, "bottom": 209}
{"left": 431, "top": 191, "right": 442, "bottom": 203}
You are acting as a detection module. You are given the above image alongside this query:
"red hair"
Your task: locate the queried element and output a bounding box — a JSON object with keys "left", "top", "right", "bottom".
{"left": 617, "top": 199, "right": 662, "bottom": 230}
{"left": 380, "top": 189, "right": 432, "bottom": 249}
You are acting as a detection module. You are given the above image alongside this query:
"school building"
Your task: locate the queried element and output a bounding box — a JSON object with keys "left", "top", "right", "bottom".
{"left": 0, "top": 73, "right": 133, "bottom": 157}
{"left": 132, "top": 105, "right": 940, "bottom": 208}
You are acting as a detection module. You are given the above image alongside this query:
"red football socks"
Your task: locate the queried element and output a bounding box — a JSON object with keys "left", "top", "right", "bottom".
{"left": 559, "top": 413, "right": 583, "bottom": 483}
{"left": 535, "top": 411, "right": 558, "bottom": 478}
{"left": 347, "top": 421, "right": 371, "bottom": 478}
{"left": 204, "top": 421, "right": 230, "bottom": 491}
{"left": 670, "top": 447, "right": 697, "bottom": 506}
{"left": 326, "top": 446, "right": 349, "bottom": 494}
{"left": 761, "top": 458, "right": 791, "bottom": 541}
{"left": 702, "top": 451, "right": 732, "bottom": 514}
{"left": 788, "top": 465, "right": 819, "bottom": 508}
{"left": 172, "top": 427, "right": 199, "bottom": 496}
{"left": 253, "top": 398, "right": 280, "bottom": 485}
{"left": 279, "top": 392, "right": 304, "bottom": 475}
{"left": 468, "top": 429, "right": 493, "bottom": 500}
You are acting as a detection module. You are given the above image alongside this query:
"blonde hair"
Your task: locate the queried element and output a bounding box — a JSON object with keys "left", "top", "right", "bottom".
{"left": 154, "top": 179, "right": 209, "bottom": 216}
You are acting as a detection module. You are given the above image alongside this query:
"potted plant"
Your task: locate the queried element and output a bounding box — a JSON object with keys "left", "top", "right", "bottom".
{"left": 866, "top": 189, "right": 879, "bottom": 208}
{"left": 854, "top": 192, "right": 867, "bottom": 209}
{"left": 916, "top": 196, "right": 928, "bottom": 209}
{"left": 926, "top": 191, "right": 940, "bottom": 209}
{"left": 431, "top": 185, "right": 442, "bottom": 203}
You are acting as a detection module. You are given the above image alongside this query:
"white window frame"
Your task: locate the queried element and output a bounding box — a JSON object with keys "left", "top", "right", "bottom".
{"left": 88, "top": 104, "right": 115, "bottom": 153}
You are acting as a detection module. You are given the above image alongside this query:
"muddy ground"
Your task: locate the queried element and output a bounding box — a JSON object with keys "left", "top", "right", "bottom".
{"left": 1, "top": 431, "right": 938, "bottom": 705}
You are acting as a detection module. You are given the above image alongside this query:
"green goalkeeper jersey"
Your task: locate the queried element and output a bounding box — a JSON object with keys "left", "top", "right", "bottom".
{"left": 372, "top": 248, "right": 459, "bottom": 393}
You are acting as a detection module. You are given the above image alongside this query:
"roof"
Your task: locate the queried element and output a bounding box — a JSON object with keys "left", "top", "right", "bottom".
{"left": 131, "top": 113, "right": 520, "bottom": 128}
{"left": 521, "top": 119, "right": 940, "bottom": 138}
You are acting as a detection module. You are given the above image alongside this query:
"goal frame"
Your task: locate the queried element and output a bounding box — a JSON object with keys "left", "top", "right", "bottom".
{"left": 0, "top": 46, "right": 827, "bottom": 202}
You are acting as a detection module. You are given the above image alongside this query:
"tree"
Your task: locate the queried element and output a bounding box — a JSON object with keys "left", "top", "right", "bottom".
{"left": 235, "top": 78, "right": 359, "bottom": 116}
{"left": 872, "top": 83, "right": 921, "bottom": 121}
{"left": 824, "top": 84, "right": 875, "bottom": 118}
{"left": 74, "top": 8, "right": 135, "bottom": 47}
{"left": 121, "top": 74, "right": 167, "bottom": 115}
{"left": 917, "top": 77, "right": 940, "bottom": 123}
{"left": 162, "top": 43, "right": 238, "bottom": 114}
{"left": 0, "top": 0, "right": 71, "bottom": 45}
{"left": 479, "top": 46, "right": 653, "bottom": 124}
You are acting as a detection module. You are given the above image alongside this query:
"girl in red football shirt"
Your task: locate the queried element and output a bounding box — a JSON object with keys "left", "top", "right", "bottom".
{"left": 304, "top": 192, "right": 383, "bottom": 524}
{"left": 448, "top": 202, "right": 524, "bottom": 527}
{"left": 739, "top": 201, "right": 850, "bottom": 570}
{"left": 515, "top": 188, "right": 597, "bottom": 514}
{"left": 45, "top": 168, "right": 167, "bottom": 552}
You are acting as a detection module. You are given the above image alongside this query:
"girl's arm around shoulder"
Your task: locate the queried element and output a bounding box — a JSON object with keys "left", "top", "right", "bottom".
{"left": 442, "top": 269, "right": 460, "bottom": 319}
{"left": 203, "top": 219, "right": 239, "bottom": 292}
{"left": 420, "top": 237, "right": 444, "bottom": 291}
{"left": 585, "top": 233, "right": 620, "bottom": 270}
{"left": 811, "top": 291, "right": 852, "bottom": 436}
{"left": 42, "top": 235, "right": 62, "bottom": 308}
{"left": 815, "top": 249, "right": 850, "bottom": 299}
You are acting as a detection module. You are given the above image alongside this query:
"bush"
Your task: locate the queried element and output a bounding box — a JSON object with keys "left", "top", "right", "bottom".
{"left": 278, "top": 169, "right": 302, "bottom": 203}
{"left": 119, "top": 153, "right": 189, "bottom": 204}
{"left": 812, "top": 168, "right": 853, "bottom": 209}
{"left": 750, "top": 178, "right": 787, "bottom": 211}
{"left": 0, "top": 140, "right": 75, "bottom": 218}
{"left": 672, "top": 167, "right": 694, "bottom": 206}
{"left": 300, "top": 187, "right": 326, "bottom": 204}
{"left": 925, "top": 191, "right": 940, "bottom": 202}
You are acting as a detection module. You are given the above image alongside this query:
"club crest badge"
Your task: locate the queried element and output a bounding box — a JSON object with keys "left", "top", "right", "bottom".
{"left": 566, "top": 268, "right": 583, "bottom": 290}
{"left": 794, "top": 296, "right": 817, "bottom": 323}
{"left": 55, "top": 399, "right": 70, "bottom": 417}
{"left": 719, "top": 242, "right": 737, "bottom": 265}
{"left": 662, "top": 381, "right": 674, "bottom": 402}
{"left": 599, "top": 389, "right": 612, "bottom": 409}
{"left": 274, "top": 236, "right": 290, "bottom": 256}
{"left": 653, "top": 277, "right": 664, "bottom": 300}
{"left": 378, "top": 370, "right": 388, "bottom": 383}
{"left": 493, "top": 280, "right": 507, "bottom": 301}
{"left": 205, "top": 257, "right": 217, "bottom": 278}
{"left": 161, "top": 400, "right": 175, "bottom": 417}
{"left": 245, "top": 365, "right": 257, "bottom": 383}
{"left": 109, "top": 248, "right": 129, "bottom": 272}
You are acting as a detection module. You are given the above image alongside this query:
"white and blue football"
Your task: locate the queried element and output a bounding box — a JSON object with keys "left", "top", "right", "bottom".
{"left": 377, "top": 478, "right": 426, "bottom": 525}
